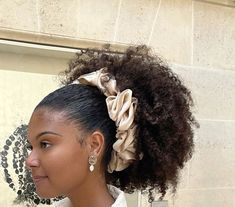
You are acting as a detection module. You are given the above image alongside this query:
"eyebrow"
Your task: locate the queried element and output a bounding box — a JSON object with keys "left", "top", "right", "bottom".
{"left": 35, "top": 131, "right": 63, "bottom": 140}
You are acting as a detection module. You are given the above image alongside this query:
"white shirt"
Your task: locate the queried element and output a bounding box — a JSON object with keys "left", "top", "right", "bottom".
{"left": 55, "top": 185, "right": 127, "bottom": 207}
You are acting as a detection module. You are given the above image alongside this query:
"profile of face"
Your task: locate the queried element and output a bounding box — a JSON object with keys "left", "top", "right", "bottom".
{"left": 26, "top": 108, "right": 97, "bottom": 198}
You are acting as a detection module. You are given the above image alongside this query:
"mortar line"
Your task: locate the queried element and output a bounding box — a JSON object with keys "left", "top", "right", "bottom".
{"left": 36, "top": 0, "right": 41, "bottom": 32}
{"left": 113, "top": 0, "right": 123, "bottom": 42}
{"left": 147, "top": 0, "right": 161, "bottom": 46}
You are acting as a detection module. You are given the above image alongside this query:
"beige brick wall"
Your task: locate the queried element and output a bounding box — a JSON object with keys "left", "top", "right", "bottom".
{"left": 0, "top": 0, "right": 235, "bottom": 207}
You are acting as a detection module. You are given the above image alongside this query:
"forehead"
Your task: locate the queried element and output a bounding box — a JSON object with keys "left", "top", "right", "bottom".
{"left": 27, "top": 108, "right": 77, "bottom": 138}
{"left": 30, "top": 108, "right": 66, "bottom": 124}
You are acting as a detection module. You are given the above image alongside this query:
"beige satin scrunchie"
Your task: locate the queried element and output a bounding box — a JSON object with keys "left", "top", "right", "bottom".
{"left": 76, "top": 68, "right": 141, "bottom": 173}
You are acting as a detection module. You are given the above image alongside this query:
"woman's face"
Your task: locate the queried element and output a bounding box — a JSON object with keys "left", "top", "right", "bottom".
{"left": 26, "top": 108, "right": 89, "bottom": 198}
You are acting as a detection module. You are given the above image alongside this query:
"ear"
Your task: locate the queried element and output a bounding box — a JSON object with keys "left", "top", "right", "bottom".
{"left": 87, "top": 131, "right": 105, "bottom": 157}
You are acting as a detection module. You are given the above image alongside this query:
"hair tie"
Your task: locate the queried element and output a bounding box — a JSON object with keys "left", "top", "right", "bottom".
{"left": 75, "top": 68, "right": 142, "bottom": 173}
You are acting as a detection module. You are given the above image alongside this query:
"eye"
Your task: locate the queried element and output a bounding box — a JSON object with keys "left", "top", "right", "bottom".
{"left": 40, "top": 141, "right": 51, "bottom": 149}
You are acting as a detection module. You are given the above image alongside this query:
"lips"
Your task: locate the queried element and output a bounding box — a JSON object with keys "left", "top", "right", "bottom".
{"left": 32, "top": 175, "right": 48, "bottom": 183}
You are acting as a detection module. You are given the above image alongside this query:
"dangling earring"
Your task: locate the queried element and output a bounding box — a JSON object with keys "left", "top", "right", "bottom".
{"left": 88, "top": 155, "right": 97, "bottom": 172}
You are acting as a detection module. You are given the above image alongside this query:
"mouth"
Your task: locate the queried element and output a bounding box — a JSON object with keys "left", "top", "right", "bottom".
{"left": 32, "top": 175, "right": 48, "bottom": 184}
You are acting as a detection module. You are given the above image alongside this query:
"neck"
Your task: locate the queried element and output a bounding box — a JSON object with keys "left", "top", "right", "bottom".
{"left": 67, "top": 174, "right": 114, "bottom": 207}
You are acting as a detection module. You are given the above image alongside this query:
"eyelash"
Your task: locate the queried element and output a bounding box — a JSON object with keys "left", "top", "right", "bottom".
{"left": 40, "top": 141, "right": 51, "bottom": 149}
{"left": 26, "top": 141, "right": 51, "bottom": 151}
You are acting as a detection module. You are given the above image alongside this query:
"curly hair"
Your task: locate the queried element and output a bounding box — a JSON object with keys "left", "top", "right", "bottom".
{"left": 58, "top": 45, "right": 198, "bottom": 201}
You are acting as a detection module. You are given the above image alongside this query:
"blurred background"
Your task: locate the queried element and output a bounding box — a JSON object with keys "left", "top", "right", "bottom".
{"left": 0, "top": 0, "right": 235, "bottom": 207}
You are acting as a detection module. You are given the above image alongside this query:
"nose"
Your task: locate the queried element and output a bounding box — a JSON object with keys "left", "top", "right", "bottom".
{"left": 25, "top": 151, "right": 40, "bottom": 169}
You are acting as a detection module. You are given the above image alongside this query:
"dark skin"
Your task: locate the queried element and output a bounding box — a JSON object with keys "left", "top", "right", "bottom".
{"left": 26, "top": 108, "right": 114, "bottom": 207}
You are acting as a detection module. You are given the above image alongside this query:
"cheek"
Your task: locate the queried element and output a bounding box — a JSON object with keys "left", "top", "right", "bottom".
{"left": 42, "top": 146, "right": 89, "bottom": 191}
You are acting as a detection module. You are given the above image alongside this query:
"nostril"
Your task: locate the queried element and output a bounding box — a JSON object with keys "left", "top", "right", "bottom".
{"left": 25, "top": 153, "right": 40, "bottom": 168}
{"left": 25, "top": 158, "right": 32, "bottom": 170}
{"left": 27, "top": 158, "right": 39, "bottom": 167}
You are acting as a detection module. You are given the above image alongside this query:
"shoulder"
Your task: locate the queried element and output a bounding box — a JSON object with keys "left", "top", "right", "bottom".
{"left": 108, "top": 185, "right": 128, "bottom": 207}
{"left": 54, "top": 197, "right": 72, "bottom": 207}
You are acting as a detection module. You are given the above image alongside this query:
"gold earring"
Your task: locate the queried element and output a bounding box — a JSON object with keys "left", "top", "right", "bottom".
{"left": 88, "top": 155, "right": 97, "bottom": 172}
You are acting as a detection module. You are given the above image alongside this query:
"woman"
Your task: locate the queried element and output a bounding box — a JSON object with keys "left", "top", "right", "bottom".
{"left": 25, "top": 45, "right": 197, "bottom": 207}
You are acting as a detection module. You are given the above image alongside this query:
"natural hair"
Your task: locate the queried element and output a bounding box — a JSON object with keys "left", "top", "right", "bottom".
{"left": 36, "top": 45, "right": 198, "bottom": 202}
